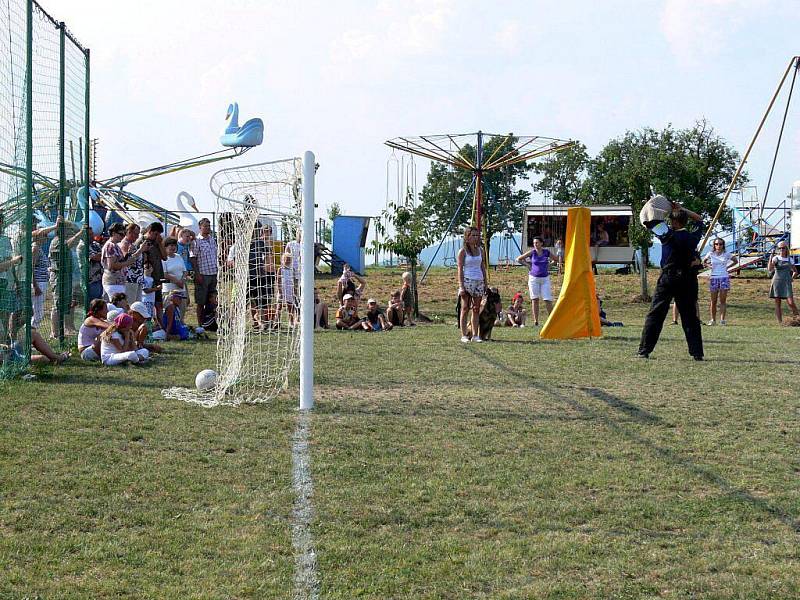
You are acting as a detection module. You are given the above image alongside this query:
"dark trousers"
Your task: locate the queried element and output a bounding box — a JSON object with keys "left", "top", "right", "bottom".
{"left": 638, "top": 271, "right": 703, "bottom": 358}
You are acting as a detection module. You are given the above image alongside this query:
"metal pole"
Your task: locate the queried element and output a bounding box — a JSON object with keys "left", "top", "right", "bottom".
{"left": 83, "top": 48, "right": 91, "bottom": 315}
{"left": 419, "top": 174, "right": 476, "bottom": 284}
{"left": 700, "top": 56, "right": 799, "bottom": 253}
{"left": 300, "top": 151, "right": 315, "bottom": 410}
{"left": 23, "top": 0, "right": 33, "bottom": 364}
{"left": 58, "top": 22, "right": 66, "bottom": 342}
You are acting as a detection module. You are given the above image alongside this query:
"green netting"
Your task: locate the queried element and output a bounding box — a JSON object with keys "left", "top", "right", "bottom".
{"left": 0, "top": 0, "right": 89, "bottom": 378}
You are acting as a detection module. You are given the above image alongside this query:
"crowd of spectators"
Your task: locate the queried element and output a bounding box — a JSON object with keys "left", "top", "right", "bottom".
{"left": 326, "top": 264, "right": 416, "bottom": 332}
{"left": 0, "top": 214, "right": 220, "bottom": 368}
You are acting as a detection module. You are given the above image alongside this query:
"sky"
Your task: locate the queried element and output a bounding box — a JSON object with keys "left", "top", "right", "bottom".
{"left": 58, "top": 0, "right": 800, "bottom": 228}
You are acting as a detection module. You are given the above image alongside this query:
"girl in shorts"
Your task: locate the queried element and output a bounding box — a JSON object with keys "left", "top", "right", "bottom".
{"left": 457, "top": 226, "right": 486, "bottom": 343}
{"left": 517, "top": 236, "right": 557, "bottom": 326}
{"left": 702, "top": 238, "right": 736, "bottom": 325}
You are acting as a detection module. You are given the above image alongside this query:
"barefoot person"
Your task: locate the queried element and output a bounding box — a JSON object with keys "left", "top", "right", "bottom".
{"left": 768, "top": 241, "right": 799, "bottom": 324}
{"left": 517, "top": 236, "right": 556, "bottom": 326}
{"left": 702, "top": 238, "right": 736, "bottom": 325}
{"left": 457, "top": 226, "right": 486, "bottom": 343}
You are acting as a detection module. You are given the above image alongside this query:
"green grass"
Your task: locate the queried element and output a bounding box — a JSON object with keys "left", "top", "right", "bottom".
{"left": 1, "top": 269, "right": 799, "bottom": 598}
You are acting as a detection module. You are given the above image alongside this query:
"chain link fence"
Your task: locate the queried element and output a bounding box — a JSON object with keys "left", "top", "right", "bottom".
{"left": 1, "top": 0, "right": 89, "bottom": 378}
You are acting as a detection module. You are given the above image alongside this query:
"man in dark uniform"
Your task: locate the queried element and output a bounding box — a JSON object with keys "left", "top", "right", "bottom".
{"left": 637, "top": 202, "right": 705, "bottom": 360}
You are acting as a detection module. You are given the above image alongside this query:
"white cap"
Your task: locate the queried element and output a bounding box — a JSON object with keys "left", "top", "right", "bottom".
{"left": 129, "top": 301, "right": 150, "bottom": 318}
{"left": 367, "top": 298, "right": 377, "bottom": 304}
{"left": 342, "top": 293, "right": 354, "bottom": 300}
{"left": 106, "top": 308, "right": 123, "bottom": 321}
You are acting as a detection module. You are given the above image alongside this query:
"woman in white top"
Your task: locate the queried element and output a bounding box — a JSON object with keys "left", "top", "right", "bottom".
{"left": 161, "top": 237, "right": 188, "bottom": 316}
{"left": 702, "top": 238, "right": 737, "bottom": 325}
{"left": 457, "top": 226, "right": 487, "bottom": 343}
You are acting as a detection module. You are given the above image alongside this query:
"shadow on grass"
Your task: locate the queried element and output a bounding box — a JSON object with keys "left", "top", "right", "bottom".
{"left": 465, "top": 345, "right": 800, "bottom": 533}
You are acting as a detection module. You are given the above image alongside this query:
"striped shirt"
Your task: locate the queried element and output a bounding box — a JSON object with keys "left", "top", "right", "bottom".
{"left": 33, "top": 245, "right": 50, "bottom": 282}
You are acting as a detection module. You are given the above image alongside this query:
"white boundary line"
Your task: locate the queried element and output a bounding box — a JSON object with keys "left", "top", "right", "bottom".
{"left": 291, "top": 410, "right": 319, "bottom": 599}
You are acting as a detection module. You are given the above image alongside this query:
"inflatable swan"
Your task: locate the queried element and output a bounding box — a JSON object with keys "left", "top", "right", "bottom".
{"left": 176, "top": 191, "right": 199, "bottom": 233}
{"left": 77, "top": 186, "right": 105, "bottom": 236}
{"left": 220, "top": 102, "right": 264, "bottom": 148}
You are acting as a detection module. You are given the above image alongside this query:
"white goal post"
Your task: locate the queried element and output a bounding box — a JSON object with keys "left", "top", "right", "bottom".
{"left": 161, "top": 152, "right": 315, "bottom": 409}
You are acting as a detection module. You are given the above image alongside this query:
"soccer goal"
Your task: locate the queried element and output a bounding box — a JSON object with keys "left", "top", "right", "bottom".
{"left": 162, "top": 153, "right": 315, "bottom": 408}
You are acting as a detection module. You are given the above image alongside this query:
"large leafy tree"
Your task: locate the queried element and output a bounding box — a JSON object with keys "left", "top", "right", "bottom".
{"left": 530, "top": 142, "right": 591, "bottom": 204}
{"left": 585, "top": 121, "right": 743, "bottom": 298}
{"left": 417, "top": 135, "right": 533, "bottom": 241}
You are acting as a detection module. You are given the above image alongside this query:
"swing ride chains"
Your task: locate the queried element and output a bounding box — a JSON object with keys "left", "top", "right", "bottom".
{"left": 384, "top": 131, "right": 575, "bottom": 281}
{"left": 701, "top": 55, "right": 800, "bottom": 254}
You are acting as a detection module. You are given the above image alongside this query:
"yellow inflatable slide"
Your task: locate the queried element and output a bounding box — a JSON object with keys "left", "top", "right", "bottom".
{"left": 540, "top": 207, "right": 602, "bottom": 340}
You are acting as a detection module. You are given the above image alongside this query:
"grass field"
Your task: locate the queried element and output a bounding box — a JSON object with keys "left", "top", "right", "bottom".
{"left": 2, "top": 268, "right": 799, "bottom": 599}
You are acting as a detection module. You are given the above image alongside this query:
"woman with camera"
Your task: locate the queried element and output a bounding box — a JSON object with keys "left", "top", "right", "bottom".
{"left": 102, "top": 222, "right": 146, "bottom": 302}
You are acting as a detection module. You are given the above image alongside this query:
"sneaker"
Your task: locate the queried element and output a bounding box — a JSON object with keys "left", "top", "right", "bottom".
{"left": 519, "top": 324, "right": 526, "bottom": 328}
{"left": 471, "top": 336, "right": 483, "bottom": 343}
{"left": 671, "top": 321, "right": 678, "bottom": 325}
{"left": 460, "top": 335, "right": 470, "bottom": 343}
{"left": 719, "top": 320, "right": 727, "bottom": 326}
{"left": 635, "top": 352, "right": 649, "bottom": 359}
{"left": 692, "top": 355, "right": 704, "bottom": 361}
{"left": 533, "top": 322, "right": 540, "bottom": 327}
{"left": 707, "top": 320, "right": 716, "bottom": 326}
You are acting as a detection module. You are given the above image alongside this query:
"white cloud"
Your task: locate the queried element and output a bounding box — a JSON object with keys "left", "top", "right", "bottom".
{"left": 494, "top": 21, "right": 522, "bottom": 55}
{"left": 659, "top": 0, "right": 766, "bottom": 65}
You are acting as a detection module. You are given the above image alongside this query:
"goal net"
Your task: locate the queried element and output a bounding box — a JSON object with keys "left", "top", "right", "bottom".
{"left": 162, "top": 158, "right": 304, "bottom": 407}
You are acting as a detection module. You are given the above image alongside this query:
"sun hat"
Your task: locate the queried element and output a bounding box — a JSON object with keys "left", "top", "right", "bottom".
{"left": 342, "top": 293, "right": 354, "bottom": 300}
{"left": 367, "top": 298, "right": 377, "bottom": 304}
{"left": 114, "top": 313, "right": 133, "bottom": 328}
{"left": 129, "top": 301, "right": 150, "bottom": 318}
{"left": 106, "top": 308, "right": 123, "bottom": 321}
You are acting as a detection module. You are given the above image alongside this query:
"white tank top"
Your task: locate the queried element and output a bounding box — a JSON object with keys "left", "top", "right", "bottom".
{"left": 463, "top": 249, "right": 483, "bottom": 280}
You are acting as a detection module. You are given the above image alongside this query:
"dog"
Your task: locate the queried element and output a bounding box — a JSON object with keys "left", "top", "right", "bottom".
{"left": 457, "top": 287, "right": 503, "bottom": 340}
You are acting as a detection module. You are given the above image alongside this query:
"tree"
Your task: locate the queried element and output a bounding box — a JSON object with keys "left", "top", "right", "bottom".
{"left": 585, "top": 121, "right": 743, "bottom": 298}
{"left": 417, "top": 135, "right": 533, "bottom": 242}
{"left": 530, "top": 142, "right": 591, "bottom": 204}
{"left": 322, "top": 202, "right": 341, "bottom": 244}
{"left": 375, "top": 199, "right": 434, "bottom": 317}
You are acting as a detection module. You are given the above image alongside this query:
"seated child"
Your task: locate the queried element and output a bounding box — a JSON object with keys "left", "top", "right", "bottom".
{"left": 361, "top": 298, "right": 392, "bottom": 332}
{"left": 505, "top": 292, "right": 527, "bottom": 327}
{"left": 110, "top": 292, "right": 130, "bottom": 313}
{"left": 386, "top": 290, "right": 404, "bottom": 327}
{"left": 162, "top": 290, "right": 190, "bottom": 340}
{"left": 100, "top": 313, "right": 149, "bottom": 365}
{"left": 313, "top": 288, "right": 328, "bottom": 329}
{"left": 597, "top": 294, "right": 623, "bottom": 327}
{"left": 78, "top": 298, "right": 111, "bottom": 361}
{"left": 201, "top": 290, "right": 218, "bottom": 332}
{"left": 335, "top": 293, "right": 362, "bottom": 330}
{"left": 129, "top": 301, "right": 164, "bottom": 354}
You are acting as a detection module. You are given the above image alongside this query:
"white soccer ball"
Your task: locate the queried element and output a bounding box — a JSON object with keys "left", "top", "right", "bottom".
{"left": 195, "top": 369, "right": 217, "bottom": 392}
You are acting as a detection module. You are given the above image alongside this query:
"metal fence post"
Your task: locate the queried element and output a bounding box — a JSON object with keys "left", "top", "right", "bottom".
{"left": 84, "top": 48, "right": 91, "bottom": 315}
{"left": 23, "top": 0, "right": 33, "bottom": 365}
{"left": 58, "top": 22, "right": 66, "bottom": 342}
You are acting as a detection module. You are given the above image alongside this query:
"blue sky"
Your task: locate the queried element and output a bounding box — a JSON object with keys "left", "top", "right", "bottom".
{"left": 62, "top": 0, "right": 800, "bottom": 222}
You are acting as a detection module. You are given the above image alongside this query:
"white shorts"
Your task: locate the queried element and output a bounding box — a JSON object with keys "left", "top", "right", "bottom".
{"left": 528, "top": 275, "right": 553, "bottom": 301}
{"left": 103, "top": 284, "right": 126, "bottom": 302}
